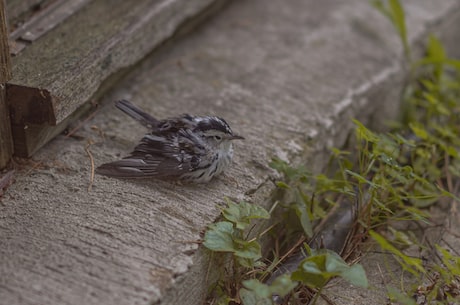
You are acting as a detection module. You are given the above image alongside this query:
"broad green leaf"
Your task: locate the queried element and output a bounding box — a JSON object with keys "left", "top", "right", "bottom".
{"left": 233, "top": 237, "right": 262, "bottom": 259}
{"left": 269, "top": 158, "right": 310, "bottom": 181}
{"left": 291, "top": 250, "right": 329, "bottom": 288}
{"left": 203, "top": 221, "right": 262, "bottom": 267}
{"left": 222, "top": 200, "right": 270, "bottom": 230}
{"left": 324, "top": 251, "right": 348, "bottom": 273}
{"left": 203, "top": 221, "right": 235, "bottom": 252}
{"left": 270, "top": 275, "right": 298, "bottom": 297}
{"left": 292, "top": 249, "right": 368, "bottom": 289}
{"left": 239, "top": 288, "right": 272, "bottom": 305}
{"left": 242, "top": 279, "right": 271, "bottom": 298}
{"left": 292, "top": 263, "right": 328, "bottom": 288}
{"left": 339, "top": 264, "right": 368, "bottom": 288}
{"left": 324, "top": 251, "right": 368, "bottom": 287}
{"left": 240, "top": 276, "right": 297, "bottom": 305}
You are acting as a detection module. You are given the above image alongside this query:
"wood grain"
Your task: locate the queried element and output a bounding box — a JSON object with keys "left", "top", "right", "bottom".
{"left": 7, "top": 0, "right": 218, "bottom": 157}
{"left": 0, "top": 0, "right": 13, "bottom": 169}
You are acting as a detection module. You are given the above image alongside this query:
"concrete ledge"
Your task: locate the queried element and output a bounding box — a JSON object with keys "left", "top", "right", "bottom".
{"left": 1, "top": 0, "right": 460, "bottom": 304}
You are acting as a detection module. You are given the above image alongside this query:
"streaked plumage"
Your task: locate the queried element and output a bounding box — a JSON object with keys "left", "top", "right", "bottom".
{"left": 96, "top": 100, "right": 244, "bottom": 183}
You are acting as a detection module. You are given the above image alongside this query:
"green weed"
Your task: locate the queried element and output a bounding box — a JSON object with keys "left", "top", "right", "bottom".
{"left": 204, "top": 0, "right": 460, "bottom": 304}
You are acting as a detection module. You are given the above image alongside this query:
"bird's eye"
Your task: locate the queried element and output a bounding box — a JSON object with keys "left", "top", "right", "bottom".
{"left": 214, "top": 135, "right": 222, "bottom": 141}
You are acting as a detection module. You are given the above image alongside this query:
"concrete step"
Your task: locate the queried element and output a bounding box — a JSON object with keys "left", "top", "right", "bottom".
{"left": 1, "top": 0, "right": 459, "bottom": 304}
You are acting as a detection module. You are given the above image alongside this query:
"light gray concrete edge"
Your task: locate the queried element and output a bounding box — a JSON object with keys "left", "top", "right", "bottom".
{"left": 1, "top": 1, "right": 460, "bottom": 305}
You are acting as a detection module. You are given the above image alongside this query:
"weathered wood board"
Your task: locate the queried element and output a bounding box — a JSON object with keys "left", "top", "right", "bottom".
{"left": 6, "top": 0, "right": 220, "bottom": 157}
{"left": 1, "top": 0, "right": 13, "bottom": 169}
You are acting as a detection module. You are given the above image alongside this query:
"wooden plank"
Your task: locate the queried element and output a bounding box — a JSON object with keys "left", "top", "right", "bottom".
{"left": 0, "top": 0, "right": 13, "bottom": 169}
{"left": 10, "top": 97, "right": 96, "bottom": 157}
{"left": 6, "top": 0, "right": 57, "bottom": 55}
{"left": 6, "top": 0, "right": 49, "bottom": 25}
{"left": 9, "top": 0, "right": 90, "bottom": 55}
{"left": 0, "top": 86, "right": 13, "bottom": 168}
{"left": 6, "top": 0, "right": 44, "bottom": 26}
{"left": 7, "top": 0, "right": 221, "bottom": 157}
{"left": 0, "top": 0, "right": 11, "bottom": 81}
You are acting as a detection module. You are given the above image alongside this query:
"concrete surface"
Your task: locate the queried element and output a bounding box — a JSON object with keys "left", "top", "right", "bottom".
{"left": 1, "top": 0, "right": 460, "bottom": 304}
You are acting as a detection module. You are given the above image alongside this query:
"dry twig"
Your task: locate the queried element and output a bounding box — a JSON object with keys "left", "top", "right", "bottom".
{"left": 85, "top": 139, "right": 95, "bottom": 192}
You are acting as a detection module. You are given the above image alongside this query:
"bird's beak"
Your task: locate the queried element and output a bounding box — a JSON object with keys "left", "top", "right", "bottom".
{"left": 229, "top": 134, "right": 245, "bottom": 140}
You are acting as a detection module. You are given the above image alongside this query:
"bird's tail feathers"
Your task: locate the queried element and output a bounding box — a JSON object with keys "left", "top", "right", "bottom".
{"left": 115, "top": 99, "right": 158, "bottom": 127}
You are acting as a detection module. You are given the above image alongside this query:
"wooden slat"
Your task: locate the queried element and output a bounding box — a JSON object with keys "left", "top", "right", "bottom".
{"left": 0, "top": 0, "right": 11, "bottom": 81}
{"left": 7, "top": 0, "right": 220, "bottom": 157}
{"left": 0, "top": 0, "right": 13, "bottom": 169}
{"left": 6, "top": 0, "right": 48, "bottom": 26}
{"left": 9, "top": 0, "right": 90, "bottom": 55}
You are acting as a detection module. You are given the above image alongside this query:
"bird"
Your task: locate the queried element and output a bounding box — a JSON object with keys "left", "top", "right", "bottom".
{"left": 96, "top": 99, "right": 244, "bottom": 183}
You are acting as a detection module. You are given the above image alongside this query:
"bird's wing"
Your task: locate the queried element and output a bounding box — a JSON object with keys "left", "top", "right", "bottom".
{"left": 96, "top": 130, "right": 208, "bottom": 179}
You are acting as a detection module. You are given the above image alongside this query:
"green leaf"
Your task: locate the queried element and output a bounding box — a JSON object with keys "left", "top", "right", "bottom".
{"left": 222, "top": 200, "right": 270, "bottom": 230}
{"left": 370, "top": 231, "right": 425, "bottom": 274}
{"left": 345, "top": 170, "right": 378, "bottom": 187}
{"left": 293, "top": 201, "right": 313, "bottom": 237}
{"left": 339, "top": 264, "right": 369, "bottom": 287}
{"left": 292, "top": 249, "right": 368, "bottom": 289}
{"left": 203, "top": 221, "right": 262, "bottom": 267}
{"left": 353, "top": 119, "right": 380, "bottom": 143}
{"left": 269, "top": 157, "right": 310, "bottom": 181}
{"left": 275, "top": 181, "right": 291, "bottom": 189}
{"left": 242, "top": 280, "right": 271, "bottom": 298}
{"left": 324, "top": 251, "right": 368, "bottom": 287}
{"left": 203, "top": 221, "right": 235, "bottom": 252}
{"left": 233, "top": 237, "right": 262, "bottom": 259}
{"left": 371, "top": 0, "right": 410, "bottom": 58}
{"left": 408, "top": 122, "right": 428, "bottom": 140}
{"left": 371, "top": 0, "right": 391, "bottom": 20}
{"left": 240, "top": 276, "right": 297, "bottom": 305}
{"left": 270, "top": 275, "right": 298, "bottom": 298}
{"left": 387, "top": 287, "right": 418, "bottom": 305}
{"left": 426, "top": 34, "right": 446, "bottom": 62}
{"left": 239, "top": 288, "right": 272, "bottom": 305}
{"left": 388, "top": 0, "right": 408, "bottom": 54}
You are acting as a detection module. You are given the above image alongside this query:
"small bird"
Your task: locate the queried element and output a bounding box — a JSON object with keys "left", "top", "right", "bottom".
{"left": 96, "top": 100, "right": 244, "bottom": 183}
